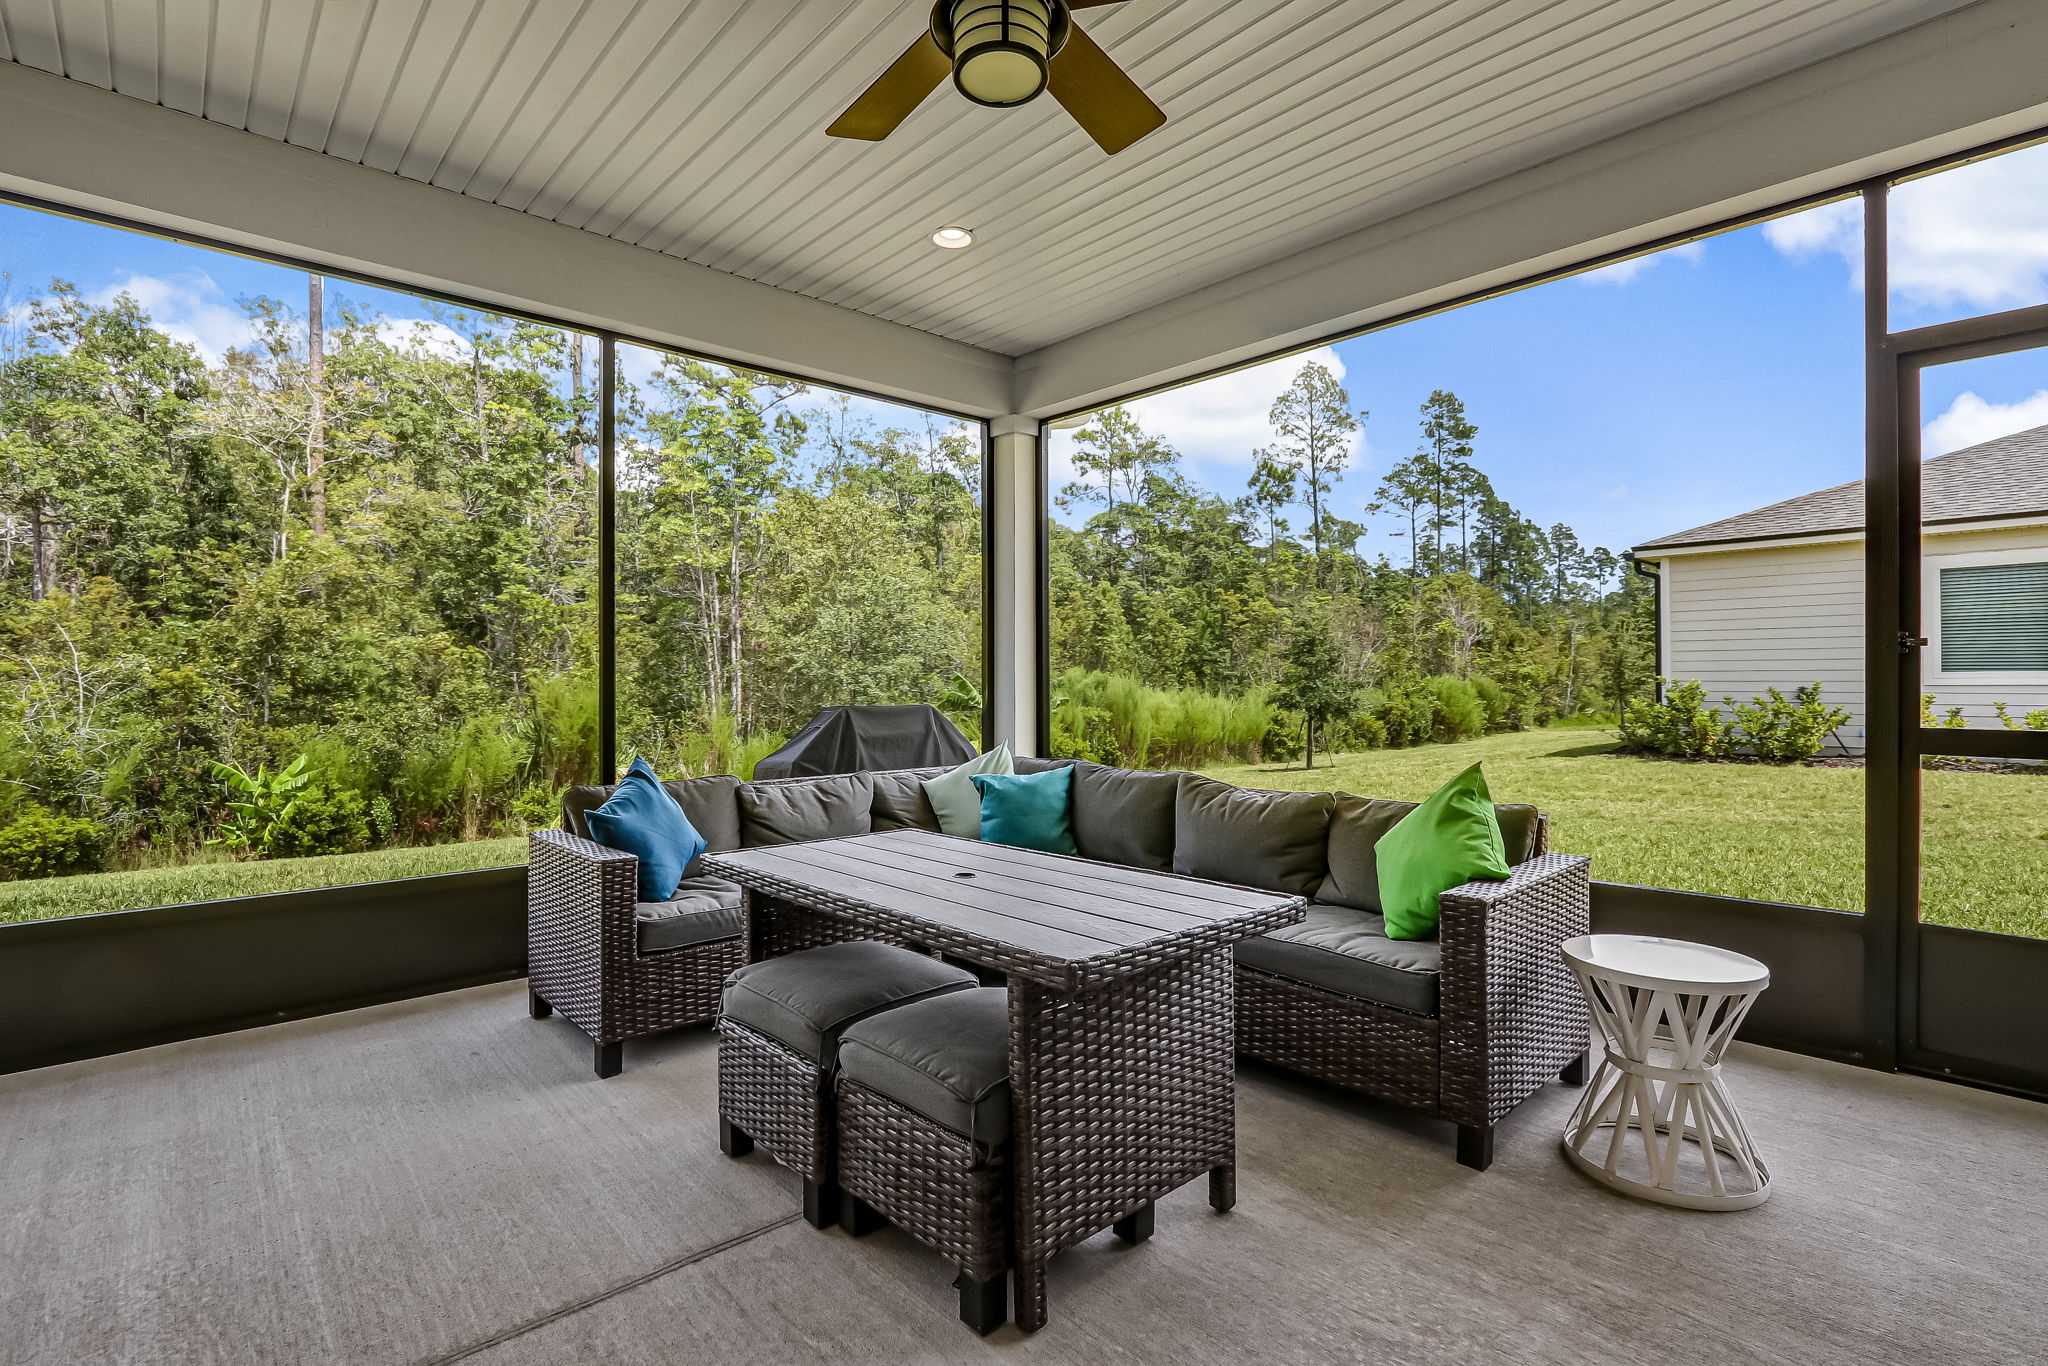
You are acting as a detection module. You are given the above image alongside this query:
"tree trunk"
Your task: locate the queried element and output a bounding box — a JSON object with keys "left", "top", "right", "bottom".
{"left": 1304, "top": 717, "right": 1316, "bottom": 770}
{"left": 306, "top": 275, "right": 327, "bottom": 536}
{"left": 32, "top": 494, "right": 60, "bottom": 601}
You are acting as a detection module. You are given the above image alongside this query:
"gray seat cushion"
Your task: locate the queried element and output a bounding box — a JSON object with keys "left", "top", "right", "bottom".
{"left": 869, "top": 767, "right": 947, "bottom": 832}
{"left": 1321, "top": 794, "right": 1542, "bottom": 913}
{"left": 560, "top": 773, "right": 742, "bottom": 878}
{"left": 1013, "top": 756, "right": 1078, "bottom": 775}
{"left": 738, "top": 773, "right": 875, "bottom": 846}
{"left": 634, "top": 875, "right": 743, "bottom": 955}
{"left": 837, "top": 987, "right": 1011, "bottom": 1147}
{"left": 720, "top": 941, "right": 976, "bottom": 1062}
{"left": 1171, "top": 775, "right": 1334, "bottom": 897}
{"left": 1234, "top": 901, "right": 1441, "bottom": 1016}
{"left": 1069, "top": 762, "right": 1182, "bottom": 870}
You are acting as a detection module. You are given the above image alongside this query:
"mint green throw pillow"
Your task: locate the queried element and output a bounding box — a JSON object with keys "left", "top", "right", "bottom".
{"left": 923, "top": 744, "right": 1013, "bottom": 838}
{"left": 971, "top": 767, "right": 1076, "bottom": 854}
{"left": 1375, "top": 763, "right": 1511, "bottom": 940}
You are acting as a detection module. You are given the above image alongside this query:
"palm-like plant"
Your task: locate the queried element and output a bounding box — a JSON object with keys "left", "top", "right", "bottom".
{"left": 207, "top": 755, "right": 314, "bottom": 858}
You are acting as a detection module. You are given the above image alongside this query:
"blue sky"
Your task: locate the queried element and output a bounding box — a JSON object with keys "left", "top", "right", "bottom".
{"left": 7, "top": 137, "right": 2048, "bottom": 554}
{"left": 1050, "top": 140, "right": 2048, "bottom": 556}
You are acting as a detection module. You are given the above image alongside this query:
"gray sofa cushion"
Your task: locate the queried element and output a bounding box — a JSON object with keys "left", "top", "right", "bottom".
{"left": 837, "top": 987, "right": 1011, "bottom": 1147}
{"left": 720, "top": 941, "right": 976, "bottom": 1062}
{"left": 634, "top": 875, "right": 743, "bottom": 955}
{"left": 1013, "top": 755, "right": 1078, "bottom": 775}
{"left": 1172, "top": 775, "right": 1334, "bottom": 897}
{"left": 869, "top": 767, "right": 947, "bottom": 832}
{"left": 1069, "top": 762, "right": 1181, "bottom": 870}
{"left": 1322, "top": 794, "right": 1542, "bottom": 913}
{"left": 559, "top": 773, "right": 742, "bottom": 878}
{"left": 738, "top": 772, "right": 875, "bottom": 846}
{"left": 1234, "top": 902, "right": 1441, "bottom": 1016}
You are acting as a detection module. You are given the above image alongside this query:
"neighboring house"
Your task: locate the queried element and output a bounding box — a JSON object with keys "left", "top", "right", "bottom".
{"left": 1631, "top": 424, "right": 2048, "bottom": 750}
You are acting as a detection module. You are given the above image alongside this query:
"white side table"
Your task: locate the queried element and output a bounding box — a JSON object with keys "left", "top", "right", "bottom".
{"left": 1560, "top": 934, "right": 1772, "bottom": 1211}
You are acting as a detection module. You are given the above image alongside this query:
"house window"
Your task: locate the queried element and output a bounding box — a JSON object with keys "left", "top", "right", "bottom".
{"left": 1938, "top": 562, "right": 2048, "bottom": 672}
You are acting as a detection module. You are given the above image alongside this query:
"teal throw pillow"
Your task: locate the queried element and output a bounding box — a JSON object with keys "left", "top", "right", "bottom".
{"left": 1374, "top": 763, "right": 1511, "bottom": 940}
{"left": 922, "top": 744, "right": 1014, "bottom": 838}
{"left": 971, "top": 767, "right": 1076, "bottom": 855}
{"left": 585, "top": 756, "right": 706, "bottom": 903}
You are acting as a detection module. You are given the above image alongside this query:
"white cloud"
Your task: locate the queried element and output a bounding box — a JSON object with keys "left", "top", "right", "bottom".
{"left": 1053, "top": 345, "right": 1363, "bottom": 487}
{"left": 1768, "top": 148, "right": 2048, "bottom": 311}
{"left": 88, "top": 271, "right": 255, "bottom": 363}
{"left": 1577, "top": 239, "right": 1706, "bottom": 286}
{"left": 1923, "top": 388, "right": 2048, "bottom": 456}
{"left": 373, "top": 316, "right": 470, "bottom": 361}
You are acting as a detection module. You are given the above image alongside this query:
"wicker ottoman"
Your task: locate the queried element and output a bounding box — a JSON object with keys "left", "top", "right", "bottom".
{"left": 718, "top": 941, "right": 977, "bottom": 1228}
{"left": 834, "top": 988, "right": 1018, "bottom": 1335}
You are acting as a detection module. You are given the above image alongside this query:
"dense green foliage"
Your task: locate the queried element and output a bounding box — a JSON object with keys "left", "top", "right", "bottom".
{"left": 1620, "top": 679, "right": 1854, "bottom": 761}
{"left": 1048, "top": 371, "right": 1655, "bottom": 765}
{"left": 0, "top": 279, "right": 979, "bottom": 889}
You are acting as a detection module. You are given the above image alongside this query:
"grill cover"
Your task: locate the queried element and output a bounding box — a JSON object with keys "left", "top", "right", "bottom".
{"left": 750, "top": 705, "right": 977, "bottom": 780}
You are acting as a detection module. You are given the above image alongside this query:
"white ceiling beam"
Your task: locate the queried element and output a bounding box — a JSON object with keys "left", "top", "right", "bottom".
{"left": 0, "top": 60, "right": 1013, "bottom": 419}
{"left": 1013, "top": 0, "right": 2048, "bottom": 418}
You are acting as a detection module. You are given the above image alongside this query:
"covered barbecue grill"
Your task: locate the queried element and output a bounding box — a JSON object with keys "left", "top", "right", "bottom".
{"left": 750, "top": 704, "right": 978, "bottom": 780}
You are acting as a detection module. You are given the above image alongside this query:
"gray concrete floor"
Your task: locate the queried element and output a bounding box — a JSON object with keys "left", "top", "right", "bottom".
{"left": 3, "top": 980, "right": 2044, "bottom": 1365}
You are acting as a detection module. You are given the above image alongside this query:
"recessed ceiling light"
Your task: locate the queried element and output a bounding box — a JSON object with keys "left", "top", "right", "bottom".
{"left": 932, "top": 225, "right": 974, "bottom": 249}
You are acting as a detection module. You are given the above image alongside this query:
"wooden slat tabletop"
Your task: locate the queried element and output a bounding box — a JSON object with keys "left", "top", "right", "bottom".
{"left": 704, "top": 829, "right": 1305, "bottom": 990}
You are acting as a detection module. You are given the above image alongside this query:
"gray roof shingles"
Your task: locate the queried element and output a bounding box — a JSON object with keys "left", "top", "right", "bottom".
{"left": 1632, "top": 422, "right": 2048, "bottom": 553}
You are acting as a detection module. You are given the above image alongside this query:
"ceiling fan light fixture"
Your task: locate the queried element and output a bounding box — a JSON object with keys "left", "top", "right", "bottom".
{"left": 931, "top": 225, "right": 975, "bottom": 249}
{"left": 937, "top": 0, "right": 1066, "bottom": 108}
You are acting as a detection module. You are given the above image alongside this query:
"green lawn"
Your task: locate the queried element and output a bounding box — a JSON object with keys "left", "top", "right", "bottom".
{"left": 1201, "top": 726, "right": 2048, "bottom": 940}
{"left": 0, "top": 837, "right": 527, "bottom": 927}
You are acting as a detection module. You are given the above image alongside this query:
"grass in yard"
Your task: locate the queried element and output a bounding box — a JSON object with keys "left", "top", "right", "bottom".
{"left": 1201, "top": 726, "right": 2048, "bottom": 940}
{"left": 0, "top": 837, "right": 527, "bottom": 927}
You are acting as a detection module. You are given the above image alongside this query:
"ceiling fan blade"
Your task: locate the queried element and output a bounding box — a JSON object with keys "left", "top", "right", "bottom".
{"left": 1067, "top": 1, "right": 1133, "bottom": 7}
{"left": 826, "top": 33, "right": 951, "bottom": 141}
{"left": 1047, "top": 21, "right": 1165, "bottom": 155}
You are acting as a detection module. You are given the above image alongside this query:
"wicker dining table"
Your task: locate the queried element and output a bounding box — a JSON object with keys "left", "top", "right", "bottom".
{"left": 701, "top": 827, "right": 1306, "bottom": 1333}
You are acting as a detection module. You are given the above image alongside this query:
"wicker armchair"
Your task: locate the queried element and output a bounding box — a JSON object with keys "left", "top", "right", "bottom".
{"left": 527, "top": 828, "right": 744, "bottom": 1077}
{"left": 1235, "top": 830, "right": 1592, "bottom": 1171}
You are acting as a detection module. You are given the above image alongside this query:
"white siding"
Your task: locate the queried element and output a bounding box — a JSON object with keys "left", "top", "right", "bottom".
{"left": 1654, "top": 525, "right": 2048, "bottom": 750}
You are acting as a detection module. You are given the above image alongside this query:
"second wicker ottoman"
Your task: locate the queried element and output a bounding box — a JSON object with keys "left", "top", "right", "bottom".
{"left": 833, "top": 986, "right": 1015, "bottom": 1335}
{"left": 718, "top": 941, "right": 976, "bottom": 1228}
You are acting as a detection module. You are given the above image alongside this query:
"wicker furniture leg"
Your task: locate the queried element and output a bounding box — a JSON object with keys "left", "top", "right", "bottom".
{"left": 1007, "top": 948, "right": 1237, "bottom": 1334}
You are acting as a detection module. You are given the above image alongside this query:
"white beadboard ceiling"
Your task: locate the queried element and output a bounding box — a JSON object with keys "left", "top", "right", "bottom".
{"left": 0, "top": 0, "right": 1979, "bottom": 355}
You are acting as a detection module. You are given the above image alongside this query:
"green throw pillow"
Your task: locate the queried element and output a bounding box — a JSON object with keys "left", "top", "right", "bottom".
{"left": 971, "top": 767, "right": 1076, "bottom": 854}
{"left": 922, "top": 744, "right": 1014, "bottom": 838}
{"left": 1375, "top": 763, "right": 1511, "bottom": 940}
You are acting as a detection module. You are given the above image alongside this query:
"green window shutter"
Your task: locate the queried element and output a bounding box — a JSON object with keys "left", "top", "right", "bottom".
{"left": 1939, "top": 562, "right": 2048, "bottom": 672}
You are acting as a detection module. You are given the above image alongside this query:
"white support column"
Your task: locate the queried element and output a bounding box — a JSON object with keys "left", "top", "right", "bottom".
{"left": 987, "top": 416, "right": 1043, "bottom": 757}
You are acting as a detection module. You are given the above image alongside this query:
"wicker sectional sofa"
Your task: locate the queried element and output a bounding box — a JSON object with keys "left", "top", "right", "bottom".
{"left": 527, "top": 757, "right": 1590, "bottom": 1168}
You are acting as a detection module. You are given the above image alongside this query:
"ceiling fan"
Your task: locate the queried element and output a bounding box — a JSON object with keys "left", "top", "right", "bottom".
{"left": 827, "top": 1, "right": 1166, "bottom": 155}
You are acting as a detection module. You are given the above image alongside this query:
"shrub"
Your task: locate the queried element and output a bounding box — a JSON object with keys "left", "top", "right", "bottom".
{"left": 1469, "top": 675, "right": 1510, "bottom": 731}
{"left": 1425, "top": 676, "right": 1486, "bottom": 743}
{"left": 1994, "top": 702, "right": 2048, "bottom": 731}
{"left": 1260, "top": 712, "right": 1303, "bottom": 763}
{"left": 1372, "top": 677, "right": 1437, "bottom": 748}
{"left": 1734, "top": 684, "right": 1851, "bottom": 761}
{"left": 511, "top": 782, "right": 560, "bottom": 832}
{"left": 264, "top": 782, "right": 371, "bottom": 859}
{"left": 208, "top": 754, "right": 316, "bottom": 857}
{"left": 1619, "top": 679, "right": 1738, "bottom": 758}
{"left": 0, "top": 807, "right": 106, "bottom": 880}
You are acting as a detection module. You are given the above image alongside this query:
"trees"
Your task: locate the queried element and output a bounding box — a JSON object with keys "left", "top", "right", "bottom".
{"left": 1, "top": 267, "right": 985, "bottom": 889}
{"left": 1266, "top": 362, "right": 1362, "bottom": 575}
{"left": 1272, "top": 614, "right": 1356, "bottom": 770}
{"left": 1046, "top": 380, "right": 1655, "bottom": 769}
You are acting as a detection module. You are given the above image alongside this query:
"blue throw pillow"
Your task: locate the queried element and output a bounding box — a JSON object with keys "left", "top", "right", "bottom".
{"left": 971, "top": 768, "right": 1076, "bottom": 855}
{"left": 584, "top": 757, "right": 706, "bottom": 903}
